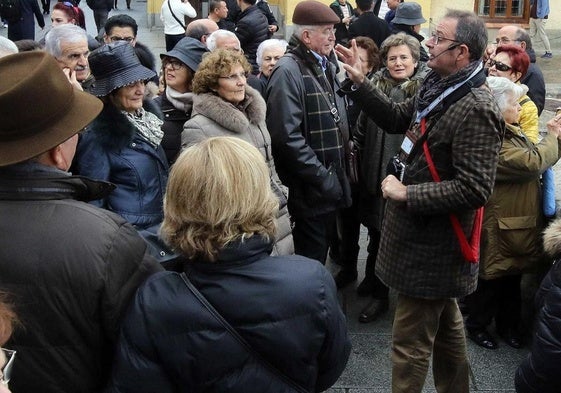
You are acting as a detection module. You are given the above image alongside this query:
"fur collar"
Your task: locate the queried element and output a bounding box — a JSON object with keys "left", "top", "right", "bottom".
{"left": 543, "top": 218, "right": 561, "bottom": 258}
{"left": 191, "top": 85, "right": 266, "bottom": 134}
{"left": 91, "top": 103, "right": 136, "bottom": 150}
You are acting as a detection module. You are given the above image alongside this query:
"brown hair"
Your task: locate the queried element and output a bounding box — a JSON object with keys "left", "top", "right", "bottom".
{"left": 0, "top": 293, "right": 18, "bottom": 346}
{"left": 192, "top": 49, "right": 252, "bottom": 94}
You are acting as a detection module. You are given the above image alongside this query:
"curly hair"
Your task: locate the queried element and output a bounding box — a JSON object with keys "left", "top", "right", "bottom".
{"left": 161, "top": 137, "right": 278, "bottom": 262}
{"left": 192, "top": 49, "right": 252, "bottom": 95}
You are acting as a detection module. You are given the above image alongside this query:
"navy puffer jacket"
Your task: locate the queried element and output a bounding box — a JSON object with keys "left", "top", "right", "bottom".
{"left": 105, "top": 236, "right": 351, "bottom": 392}
{"left": 235, "top": 5, "right": 269, "bottom": 73}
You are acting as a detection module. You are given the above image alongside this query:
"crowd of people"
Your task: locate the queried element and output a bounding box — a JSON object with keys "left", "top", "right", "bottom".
{"left": 1, "top": 0, "right": 561, "bottom": 392}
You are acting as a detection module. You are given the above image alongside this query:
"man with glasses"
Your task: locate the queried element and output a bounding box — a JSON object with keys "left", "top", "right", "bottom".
{"left": 266, "top": 0, "right": 351, "bottom": 265}
{"left": 337, "top": 9, "right": 504, "bottom": 393}
{"left": 494, "top": 25, "right": 546, "bottom": 115}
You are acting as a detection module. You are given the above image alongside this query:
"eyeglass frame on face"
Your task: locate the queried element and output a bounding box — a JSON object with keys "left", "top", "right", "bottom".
{"left": 495, "top": 37, "right": 521, "bottom": 45}
{"left": 309, "top": 26, "right": 336, "bottom": 37}
{"left": 163, "top": 59, "right": 185, "bottom": 71}
{"left": 109, "top": 36, "right": 135, "bottom": 43}
{"left": 429, "top": 32, "right": 461, "bottom": 46}
{"left": 0, "top": 348, "right": 16, "bottom": 386}
{"left": 487, "top": 58, "right": 512, "bottom": 72}
{"left": 218, "top": 72, "right": 248, "bottom": 82}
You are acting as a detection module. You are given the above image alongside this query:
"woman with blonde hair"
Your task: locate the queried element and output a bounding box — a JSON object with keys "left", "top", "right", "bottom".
{"left": 182, "top": 48, "right": 293, "bottom": 256}
{"left": 106, "top": 137, "right": 351, "bottom": 392}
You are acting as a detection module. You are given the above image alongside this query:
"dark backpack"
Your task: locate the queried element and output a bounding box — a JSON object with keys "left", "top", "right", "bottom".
{"left": 0, "top": 0, "right": 22, "bottom": 24}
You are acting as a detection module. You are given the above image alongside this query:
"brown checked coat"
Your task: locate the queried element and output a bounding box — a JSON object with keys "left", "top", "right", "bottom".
{"left": 343, "top": 75, "right": 504, "bottom": 299}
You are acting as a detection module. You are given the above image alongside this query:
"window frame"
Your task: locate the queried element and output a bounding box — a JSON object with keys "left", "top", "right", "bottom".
{"left": 474, "top": 0, "right": 530, "bottom": 24}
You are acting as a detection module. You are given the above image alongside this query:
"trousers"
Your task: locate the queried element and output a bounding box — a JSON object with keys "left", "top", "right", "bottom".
{"left": 392, "top": 294, "right": 470, "bottom": 393}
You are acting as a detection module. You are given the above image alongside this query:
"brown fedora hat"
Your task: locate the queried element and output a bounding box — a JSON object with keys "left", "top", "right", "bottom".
{"left": 0, "top": 51, "right": 103, "bottom": 166}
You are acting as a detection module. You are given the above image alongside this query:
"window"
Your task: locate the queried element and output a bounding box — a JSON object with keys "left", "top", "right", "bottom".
{"left": 474, "top": 0, "right": 529, "bottom": 23}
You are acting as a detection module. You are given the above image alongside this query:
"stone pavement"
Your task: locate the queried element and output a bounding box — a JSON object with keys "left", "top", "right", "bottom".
{"left": 3, "top": 1, "right": 561, "bottom": 391}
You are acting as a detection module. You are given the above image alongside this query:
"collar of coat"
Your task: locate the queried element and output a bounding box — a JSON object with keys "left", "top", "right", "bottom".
{"left": 190, "top": 85, "right": 266, "bottom": 134}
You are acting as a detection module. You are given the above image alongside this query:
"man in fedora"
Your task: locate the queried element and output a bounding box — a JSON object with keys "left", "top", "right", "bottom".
{"left": 0, "top": 51, "right": 162, "bottom": 392}
{"left": 265, "top": 0, "right": 351, "bottom": 265}
{"left": 391, "top": 2, "right": 428, "bottom": 62}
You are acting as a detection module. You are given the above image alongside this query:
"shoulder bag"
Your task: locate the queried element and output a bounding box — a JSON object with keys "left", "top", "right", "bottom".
{"left": 167, "top": 0, "right": 185, "bottom": 30}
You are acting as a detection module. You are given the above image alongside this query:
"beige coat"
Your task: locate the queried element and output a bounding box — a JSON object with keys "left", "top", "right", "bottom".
{"left": 182, "top": 86, "right": 294, "bottom": 256}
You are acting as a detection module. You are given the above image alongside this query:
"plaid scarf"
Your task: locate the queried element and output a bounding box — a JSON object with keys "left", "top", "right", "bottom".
{"left": 124, "top": 107, "right": 164, "bottom": 148}
{"left": 417, "top": 60, "right": 481, "bottom": 114}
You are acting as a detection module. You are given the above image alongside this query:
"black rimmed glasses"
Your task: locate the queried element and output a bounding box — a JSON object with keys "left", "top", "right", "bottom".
{"left": 0, "top": 348, "right": 16, "bottom": 386}
{"left": 163, "top": 59, "right": 185, "bottom": 70}
{"left": 218, "top": 72, "right": 248, "bottom": 82}
{"left": 487, "top": 59, "right": 512, "bottom": 72}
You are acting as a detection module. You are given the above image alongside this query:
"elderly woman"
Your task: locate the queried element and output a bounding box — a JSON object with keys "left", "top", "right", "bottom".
{"left": 181, "top": 49, "right": 293, "bottom": 256}
{"left": 465, "top": 76, "right": 561, "bottom": 350}
{"left": 73, "top": 42, "right": 168, "bottom": 230}
{"left": 488, "top": 44, "right": 539, "bottom": 143}
{"left": 105, "top": 137, "right": 351, "bottom": 392}
{"left": 247, "top": 38, "right": 288, "bottom": 97}
{"left": 158, "top": 37, "right": 208, "bottom": 165}
{"left": 340, "top": 32, "right": 429, "bottom": 323}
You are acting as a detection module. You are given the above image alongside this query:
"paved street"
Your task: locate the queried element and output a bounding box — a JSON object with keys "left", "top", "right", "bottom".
{"left": 3, "top": 1, "right": 561, "bottom": 391}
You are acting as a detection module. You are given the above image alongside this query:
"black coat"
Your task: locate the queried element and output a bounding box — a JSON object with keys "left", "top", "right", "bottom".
{"left": 515, "top": 219, "right": 561, "bottom": 393}
{"left": 105, "top": 236, "right": 351, "bottom": 392}
{"left": 522, "top": 48, "right": 546, "bottom": 116}
{"left": 0, "top": 163, "right": 161, "bottom": 393}
{"left": 158, "top": 91, "right": 192, "bottom": 165}
{"left": 348, "top": 11, "right": 391, "bottom": 48}
{"left": 235, "top": 5, "right": 269, "bottom": 73}
{"left": 7, "top": 0, "right": 44, "bottom": 41}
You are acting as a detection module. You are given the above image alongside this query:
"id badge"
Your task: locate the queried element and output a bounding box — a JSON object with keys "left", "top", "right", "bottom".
{"left": 399, "top": 128, "right": 419, "bottom": 156}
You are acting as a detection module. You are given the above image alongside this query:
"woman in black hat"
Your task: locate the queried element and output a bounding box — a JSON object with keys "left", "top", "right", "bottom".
{"left": 157, "top": 37, "right": 208, "bottom": 165}
{"left": 73, "top": 41, "right": 169, "bottom": 231}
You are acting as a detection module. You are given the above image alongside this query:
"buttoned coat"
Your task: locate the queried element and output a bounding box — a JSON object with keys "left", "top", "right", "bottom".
{"left": 181, "top": 86, "right": 294, "bottom": 256}
{"left": 344, "top": 72, "right": 504, "bottom": 299}
{"left": 479, "top": 124, "right": 561, "bottom": 280}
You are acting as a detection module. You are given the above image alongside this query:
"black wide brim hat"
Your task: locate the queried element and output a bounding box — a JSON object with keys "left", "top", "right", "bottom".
{"left": 88, "top": 41, "right": 156, "bottom": 97}
{"left": 0, "top": 52, "right": 103, "bottom": 166}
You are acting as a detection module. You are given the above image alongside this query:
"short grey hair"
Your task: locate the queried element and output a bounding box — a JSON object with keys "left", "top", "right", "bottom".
{"left": 0, "top": 36, "right": 18, "bottom": 58}
{"left": 293, "top": 24, "right": 317, "bottom": 40}
{"left": 486, "top": 76, "right": 528, "bottom": 113}
{"left": 206, "top": 29, "right": 240, "bottom": 52}
{"left": 445, "top": 9, "right": 487, "bottom": 61}
{"left": 380, "top": 32, "right": 420, "bottom": 64}
{"left": 256, "top": 38, "right": 288, "bottom": 66}
{"left": 45, "top": 24, "right": 87, "bottom": 59}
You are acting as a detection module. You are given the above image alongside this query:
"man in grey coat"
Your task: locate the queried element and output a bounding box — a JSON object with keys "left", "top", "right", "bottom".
{"left": 337, "top": 9, "right": 504, "bottom": 393}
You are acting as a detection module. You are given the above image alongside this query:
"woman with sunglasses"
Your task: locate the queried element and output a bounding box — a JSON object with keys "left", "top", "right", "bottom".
{"left": 181, "top": 49, "right": 293, "bottom": 256}
{"left": 157, "top": 37, "right": 208, "bottom": 165}
{"left": 488, "top": 44, "right": 539, "bottom": 144}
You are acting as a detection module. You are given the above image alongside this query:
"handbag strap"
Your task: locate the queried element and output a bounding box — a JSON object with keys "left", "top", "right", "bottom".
{"left": 179, "top": 272, "right": 309, "bottom": 393}
{"left": 167, "top": 0, "right": 185, "bottom": 30}
{"left": 420, "top": 118, "right": 482, "bottom": 264}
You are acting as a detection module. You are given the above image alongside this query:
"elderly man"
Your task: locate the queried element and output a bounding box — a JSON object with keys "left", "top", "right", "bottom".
{"left": 206, "top": 29, "right": 242, "bottom": 52}
{"left": 266, "top": 0, "right": 351, "bottom": 264}
{"left": 494, "top": 25, "right": 546, "bottom": 115}
{"left": 45, "top": 24, "right": 93, "bottom": 90}
{"left": 186, "top": 18, "right": 219, "bottom": 46}
{"left": 0, "top": 51, "right": 161, "bottom": 393}
{"left": 337, "top": 9, "right": 504, "bottom": 393}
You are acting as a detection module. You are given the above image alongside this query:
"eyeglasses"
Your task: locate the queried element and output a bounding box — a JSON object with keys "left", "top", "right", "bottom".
{"left": 218, "top": 72, "right": 248, "bottom": 82}
{"left": 0, "top": 348, "right": 16, "bottom": 386}
{"left": 429, "top": 32, "right": 461, "bottom": 46}
{"left": 109, "top": 36, "right": 135, "bottom": 43}
{"left": 310, "top": 27, "right": 336, "bottom": 36}
{"left": 495, "top": 37, "right": 522, "bottom": 45}
{"left": 488, "top": 59, "right": 512, "bottom": 72}
{"left": 163, "top": 60, "right": 185, "bottom": 70}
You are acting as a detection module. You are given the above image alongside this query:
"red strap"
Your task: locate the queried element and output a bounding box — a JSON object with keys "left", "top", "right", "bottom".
{"left": 420, "top": 118, "right": 482, "bottom": 263}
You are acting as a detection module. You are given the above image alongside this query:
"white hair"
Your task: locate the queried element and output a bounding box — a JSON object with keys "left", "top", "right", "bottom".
{"left": 256, "top": 38, "right": 288, "bottom": 67}
{"left": 206, "top": 29, "right": 240, "bottom": 52}
{"left": 486, "top": 76, "right": 529, "bottom": 113}
{"left": 45, "top": 24, "right": 87, "bottom": 59}
{"left": 0, "top": 36, "right": 18, "bottom": 58}
{"left": 293, "top": 24, "right": 316, "bottom": 39}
